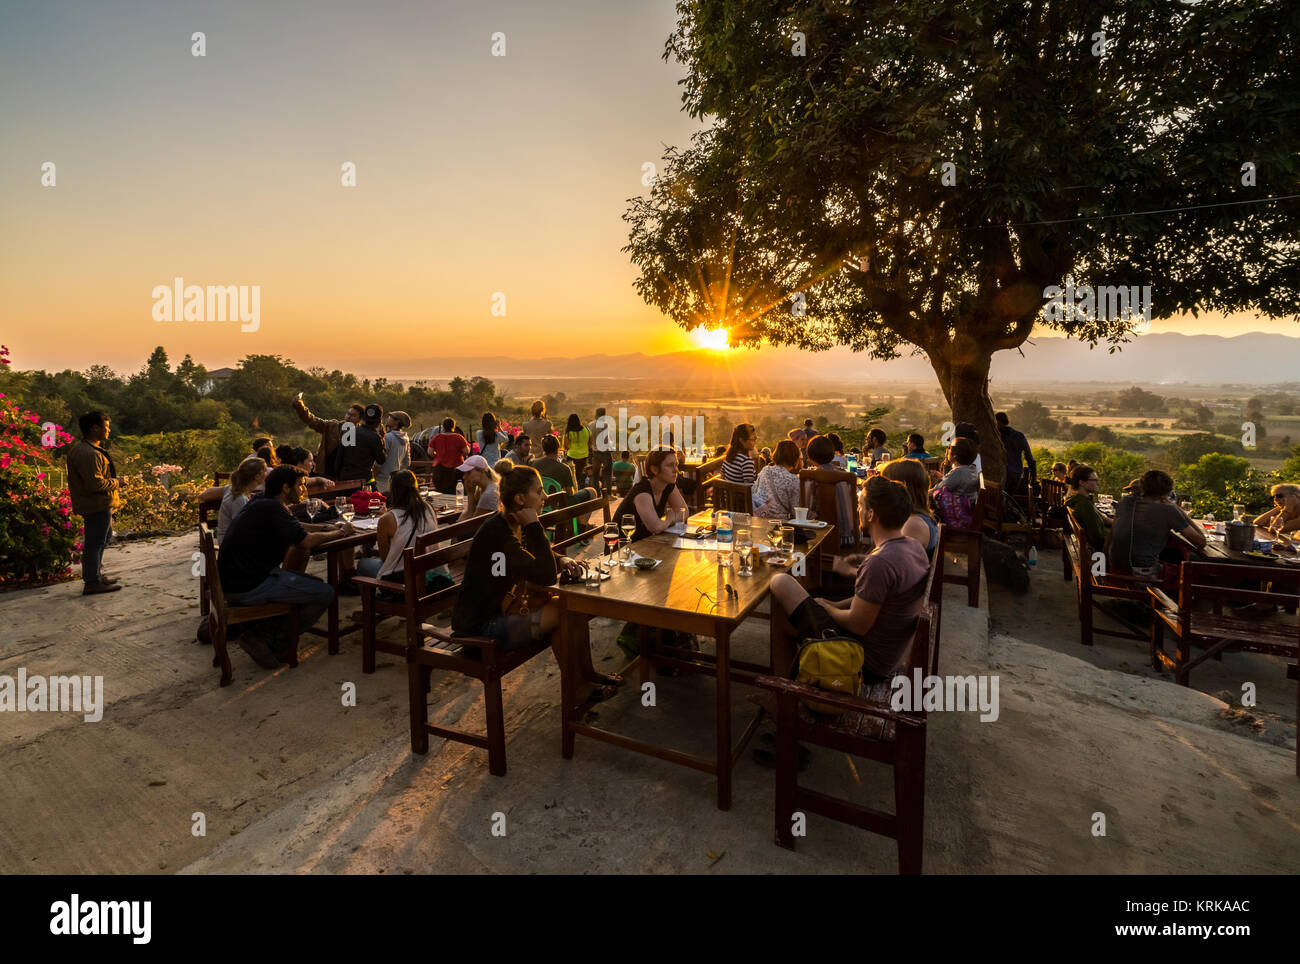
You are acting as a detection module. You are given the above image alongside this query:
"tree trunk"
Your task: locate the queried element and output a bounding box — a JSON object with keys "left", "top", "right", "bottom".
{"left": 927, "top": 344, "right": 1005, "bottom": 485}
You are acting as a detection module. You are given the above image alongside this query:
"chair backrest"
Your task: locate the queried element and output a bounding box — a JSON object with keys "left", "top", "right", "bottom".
{"left": 199, "top": 497, "right": 221, "bottom": 534}
{"left": 1040, "top": 479, "right": 1068, "bottom": 509}
{"left": 198, "top": 524, "right": 227, "bottom": 618}
{"left": 981, "top": 478, "right": 1005, "bottom": 531}
{"left": 798, "top": 468, "right": 859, "bottom": 542}
{"left": 711, "top": 479, "right": 753, "bottom": 513}
{"left": 415, "top": 509, "right": 494, "bottom": 552}
{"left": 214, "top": 471, "right": 232, "bottom": 486}
{"left": 899, "top": 602, "right": 938, "bottom": 688}
{"left": 1178, "top": 561, "right": 1300, "bottom": 612}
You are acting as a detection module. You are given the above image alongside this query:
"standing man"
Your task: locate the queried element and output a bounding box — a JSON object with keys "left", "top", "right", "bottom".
{"left": 995, "top": 411, "right": 1037, "bottom": 498}
{"left": 430, "top": 416, "right": 470, "bottom": 493}
{"left": 66, "top": 411, "right": 122, "bottom": 595}
{"left": 292, "top": 394, "right": 364, "bottom": 481}
{"left": 588, "top": 407, "right": 614, "bottom": 495}
{"left": 338, "top": 403, "right": 388, "bottom": 484}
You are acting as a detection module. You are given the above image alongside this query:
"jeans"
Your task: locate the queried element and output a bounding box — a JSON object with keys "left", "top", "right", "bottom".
{"left": 226, "top": 568, "right": 334, "bottom": 653}
{"left": 82, "top": 510, "right": 113, "bottom": 585}
{"left": 591, "top": 453, "right": 612, "bottom": 494}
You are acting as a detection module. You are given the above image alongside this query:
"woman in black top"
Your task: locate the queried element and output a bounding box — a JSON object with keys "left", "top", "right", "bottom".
{"left": 613, "top": 448, "right": 690, "bottom": 540}
{"left": 451, "top": 465, "right": 621, "bottom": 696}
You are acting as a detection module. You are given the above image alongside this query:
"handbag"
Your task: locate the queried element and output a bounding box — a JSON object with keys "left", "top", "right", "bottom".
{"left": 500, "top": 581, "right": 555, "bottom": 615}
{"left": 795, "top": 637, "right": 865, "bottom": 715}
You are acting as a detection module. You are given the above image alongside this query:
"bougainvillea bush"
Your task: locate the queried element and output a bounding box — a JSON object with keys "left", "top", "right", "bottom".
{"left": 0, "top": 345, "right": 80, "bottom": 587}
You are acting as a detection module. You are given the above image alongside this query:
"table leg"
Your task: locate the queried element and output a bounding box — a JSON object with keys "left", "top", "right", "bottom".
{"left": 326, "top": 552, "right": 340, "bottom": 655}
{"left": 715, "top": 623, "right": 732, "bottom": 810}
{"left": 560, "top": 605, "right": 584, "bottom": 760}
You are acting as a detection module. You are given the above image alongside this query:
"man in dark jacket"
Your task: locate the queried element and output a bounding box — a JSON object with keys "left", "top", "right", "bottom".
{"left": 66, "top": 411, "right": 122, "bottom": 595}
{"left": 996, "top": 411, "right": 1037, "bottom": 498}
{"left": 291, "top": 394, "right": 365, "bottom": 480}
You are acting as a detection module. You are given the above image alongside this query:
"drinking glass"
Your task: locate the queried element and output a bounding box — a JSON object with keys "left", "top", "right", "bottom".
{"left": 584, "top": 563, "right": 600, "bottom": 589}
{"left": 735, "top": 527, "right": 753, "bottom": 576}
{"left": 621, "top": 513, "right": 637, "bottom": 542}
{"left": 603, "top": 522, "right": 620, "bottom": 556}
{"left": 335, "top": 496, "right": 348, "bottom": 515}
{"left": 340, "top": 501, "right": 355, "bottom": 524}
{"left": 1232, "top": 504, "right": 1245, "bottom": 522}
{"left": 304, "top": 499, "right": 319, "bottom": 522}
{"left": 769, "top": 525, "right": 784, "bottom": 553}
{"left": 781, "top": 525, "right": 795, "bottom": 552}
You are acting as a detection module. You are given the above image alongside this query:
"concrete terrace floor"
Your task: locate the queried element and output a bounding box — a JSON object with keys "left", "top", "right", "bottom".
{"left": 0, "top": 533, "right": 1296, "bottom": 874}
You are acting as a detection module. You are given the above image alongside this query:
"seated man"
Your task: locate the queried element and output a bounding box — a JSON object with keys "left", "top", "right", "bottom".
{"left": 217, "top": 465, "right": 354, "bottom": 670}
{"left": 769, "top": 477, "right": 930, "bottom": 683}
{"left": 531, "top": 434, "right": 598, "bottom": 525}
{"left": 612, "top": 450, "right": 637, "bottom": 495}
{"left": 1109, "top": 469, "right": 1205, "bottom": 580}
{"left": 902, "top": 433, "right": 932, "bottom": 461}
{"left": 509, "top": 432, "right": 533, "bottom": 466}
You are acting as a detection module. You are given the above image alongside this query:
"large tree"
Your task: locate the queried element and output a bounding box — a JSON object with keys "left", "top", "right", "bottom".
{"left": 624, "top": 0, "right": 1300, "bottom": 479}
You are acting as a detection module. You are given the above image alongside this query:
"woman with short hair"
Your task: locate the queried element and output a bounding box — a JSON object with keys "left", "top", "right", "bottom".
{"left": 753, "top": 440, "right": 803, "bottom": 519}
{"left": 613, "top": 448, "right": 689, "bottom": 540}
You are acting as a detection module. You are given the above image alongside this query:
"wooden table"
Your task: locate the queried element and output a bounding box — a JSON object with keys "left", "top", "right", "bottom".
{"left": 1193, "top": 524, "right": 1300, "bottom": 568}
{"left": 556, "top": 513, "right": 835, "bottom": 810}
{"left": 677, "top": 456, "right": 724, "bottom": 509}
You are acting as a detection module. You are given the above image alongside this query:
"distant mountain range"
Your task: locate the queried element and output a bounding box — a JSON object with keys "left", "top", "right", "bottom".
{"left": 367, "top": 332, "right": 1300, "bottom": 388}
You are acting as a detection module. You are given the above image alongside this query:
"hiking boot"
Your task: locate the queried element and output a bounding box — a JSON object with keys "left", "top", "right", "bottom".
{"left": 238, "top": 635, "right": 283, "bottom": 669}
{"left": 83, "top": 581, "right": 122, "bottom": 596}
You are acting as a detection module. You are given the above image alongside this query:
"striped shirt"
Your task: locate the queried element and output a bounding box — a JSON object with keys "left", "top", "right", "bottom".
{"left": 721, "top": 452, "right": 755, "bottom": 485}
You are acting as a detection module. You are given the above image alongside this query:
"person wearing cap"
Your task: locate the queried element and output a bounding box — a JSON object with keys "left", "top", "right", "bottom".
{"left": 456, "top": 455, "right": 501, "bottom": 520}
{"left": 375, "top": 411, "right": 412, "bottom": 491}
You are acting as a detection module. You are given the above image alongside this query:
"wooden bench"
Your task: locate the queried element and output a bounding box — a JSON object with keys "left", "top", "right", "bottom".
{"left": 1037, "top": 478, "right": 1069, "bottom": 551}
{"left": 937, "top": 484, "right": 986, "bottom": 608}
{"left": 751, "top": 548, "right": 942, "bottom": 873}
{"left": 1064, "top": 509, "right": 1150, "bottom": 647}
{"left": 1148, "top": 561, "right": 1300, "bottom": 689}
{"left": 198, "top": 524, "right": 300, "bottom": 686}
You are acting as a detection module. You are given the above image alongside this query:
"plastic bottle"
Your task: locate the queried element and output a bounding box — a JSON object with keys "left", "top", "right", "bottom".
{"left": 1027, "top": 546, "right": 1038, "bottom": 567}
{"left": 456, "top": 480, "right": 465, "bottom": 508}
{"left": 715, "top": 511, "right": 733, "bottom": 568}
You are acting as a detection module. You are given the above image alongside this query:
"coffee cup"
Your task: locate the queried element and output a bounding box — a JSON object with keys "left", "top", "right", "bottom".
{"left": 793, "top": 507, "right": 809, "bottom": 522}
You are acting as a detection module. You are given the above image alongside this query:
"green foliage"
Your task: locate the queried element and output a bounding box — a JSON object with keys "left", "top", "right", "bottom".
{"left": 1163, "top": 433, "right": 1244, "bottom": 469}
{"left": 1282, "top": 445, "right": 1300, "bottom": 478}
{"left": 1006, "top": 399, "right": 1056, "bottom": 436}
{"left": 1174, "top": 453, "right": 1274, "bottom": 520}
{"left": 1039, "top": 442, "right": 1144, "bottom": 496}
{"left": 1111, "top": 386, "right": 1166, "bottom": 414}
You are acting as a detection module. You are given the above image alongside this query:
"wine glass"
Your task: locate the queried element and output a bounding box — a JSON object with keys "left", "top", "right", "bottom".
{"left": 334, "top": 496, "right": 349, "bottom": 517}
{"left": 603, "top": 522, "right": 620, "bottom": 556}
{"left": 304, "top": 498, "right": 320, "bottom": 522}
{"left": 735, "top": 527, "right": 753, "bottom": 576}
{"left": 621, "top": 513, "right": 637, "bottom": 542}
{"left": 339, "top": 500, "right": 355, "bottom": 524}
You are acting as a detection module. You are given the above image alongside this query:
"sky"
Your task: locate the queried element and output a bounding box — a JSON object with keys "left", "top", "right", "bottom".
{"left": 0, "top": 0, "right": 1294, "bottom": 375}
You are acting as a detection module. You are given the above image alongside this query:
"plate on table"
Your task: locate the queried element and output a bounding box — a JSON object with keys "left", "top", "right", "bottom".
{"left": 351, "top": 516, "right": 380, "bottom": 530}
{"left": 789, "top": 518, "right": 829, "bottom": 528}
{"left": 1242, "top": 550, "right": 1277, "bottom": 560}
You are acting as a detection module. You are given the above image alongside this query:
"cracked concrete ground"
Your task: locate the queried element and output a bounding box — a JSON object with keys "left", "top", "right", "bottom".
{"left": 1, "top": 535, "right": 1295, "bottom": 874}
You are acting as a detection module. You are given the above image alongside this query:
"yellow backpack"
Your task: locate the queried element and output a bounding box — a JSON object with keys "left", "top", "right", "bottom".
{"left": 796, "top": 637, "right": 865, "bottom": 715}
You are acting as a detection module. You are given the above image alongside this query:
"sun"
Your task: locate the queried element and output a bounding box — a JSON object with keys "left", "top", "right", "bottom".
{"left": 689, "top": 326, "right": 730, "bottom": 351}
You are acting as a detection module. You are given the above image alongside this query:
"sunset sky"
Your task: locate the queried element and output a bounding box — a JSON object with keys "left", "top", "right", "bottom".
{"left": 0, "top": 0, "right": 1293, "bottom": 375}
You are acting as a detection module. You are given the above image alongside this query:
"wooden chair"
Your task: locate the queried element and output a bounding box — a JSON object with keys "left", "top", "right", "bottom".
{"left": 799, "top": 467, "right": 861, "bottom": 558}
{"left": 981, "top": 478, "right": 1033, "bottom": 553}
{"left": 937, "top": 485, "right": 986, "bottom": 608}
{"left": 213, "top": 471, "right": 232, "bottom": 486}
{"left": 710, "top": 478, "right": 753, "bottom": 514}
{"left": 541, "top": 491, "right": 610, "bottom": 552}
{"left": 350, "top": 511, "right": 495, "bottom": 673}
{"left": 689, "top": 456, "right": 726, "bottom": 510}
{"left": 198, "top": 524, "right": 300, "bottom": 687}
{"left": 1149, "top": 561, "right": 1300, "bottom": 689}
{"left": 1290, "top": 661, "right": 1299, "bottom": 777}
{"left": 1037, "top": 479, "right": 1070, "bottom": 558}
{"left": 751, "top": 551, "right": 942, "bottom": 873}
{"left": 359, "top": 540, "right": 550, "bottom": 776}
{"left": 197, "top": 498, "right": 222, "bottom": 616}
{"left": 1064, "top": 509, "right": 1150, "bottom": 648}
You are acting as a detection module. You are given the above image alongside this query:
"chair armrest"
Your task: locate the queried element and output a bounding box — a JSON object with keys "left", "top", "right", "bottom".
{"left": 351, "top": 575, "right": 404, "bottom": 594}
{"left": 754, "top": 675, "right": 923, "bottom": 728}
{"left": 318, "top": 531, "right": 378, "bottom": 553}
{"left": 1147, "top": 586, "right": 1178, "bottom": 613}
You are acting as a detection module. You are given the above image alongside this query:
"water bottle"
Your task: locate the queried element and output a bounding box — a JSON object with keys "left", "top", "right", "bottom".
{"left": 455, "top": 480, "right": 465, "bottom": 509}
{"left": 715, "top": 510, "right": 733, "bottom": 568}
{"left": 1027, "top": 546, "right": 1037, "bottom": 567}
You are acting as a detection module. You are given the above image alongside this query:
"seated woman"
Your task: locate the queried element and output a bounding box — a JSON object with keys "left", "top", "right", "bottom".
{"left": 451, "top": 465, "right": 621, "bottom": 699}
{"left": 1063, "top": 463, "right": 1110, "bottom": 551}
{"left": 1253, "top": 483, "right": 1300, "bottom": 535}
{"left": 613, "top": 448, "right": 689, "bottom": 540}
{"left": 801, "top": 434, "right": 857, "bottom": 548}
{"left": 216, "top": 457, "right": 267, "bottom": 543}
{"left": 720, "top": 423, "right": 758, "bottom": 484}
{"left": 864, "top": 428, "right": 891, "bottom": 468}
{"left": 1110, "top": 470, "right": 1206, "bottom": 580}
{"left": 880, "top": 458, "right": 938, "bottom": 557}
{"left": 456, "top": 455, "right": 501, "bottom": 520}
{"left": 828, "top": 433, "right": 849, "bottom": 469}
{"left": 753, "top": 440, "right": 803, "bottom": 519}
{"left": 356, "top": 470, "right": 450, "bottom": 589}
{"left": 285, "top": 447, "right": 333, "bottom": 495}
{"left": 1051, "top": 461, "right": 1069, "bottom": 483}
{"left": 930, "top": 437, "right": 980, "bottom": 529}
